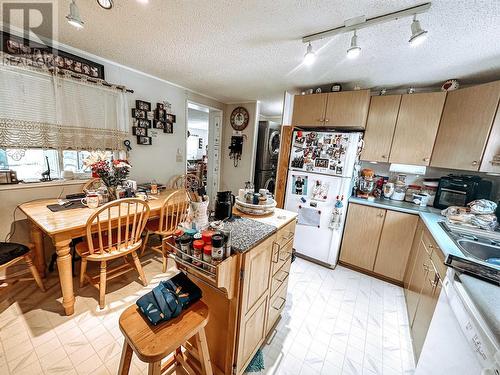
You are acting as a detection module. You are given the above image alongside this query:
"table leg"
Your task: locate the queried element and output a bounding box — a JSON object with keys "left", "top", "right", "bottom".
{"left": 54, "top": 236, "right": 75, "bottom": 316}
{"left": 30, "top": 223, "right": 46, "bottom": 278}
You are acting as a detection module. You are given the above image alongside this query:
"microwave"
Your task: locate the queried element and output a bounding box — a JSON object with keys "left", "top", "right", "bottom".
{"left": 434, "top": 175, "right": 492, "bottom": 209}
{"left": 0, "top": 170, "right": 18, "bottom": 184}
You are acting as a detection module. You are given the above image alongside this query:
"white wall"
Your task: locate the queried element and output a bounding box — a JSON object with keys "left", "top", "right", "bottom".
{"left": 220, "top": 102, "right": 260, "bottom": 194}
{"left": 187, "top": 128, "right": 208, "bottom": 160}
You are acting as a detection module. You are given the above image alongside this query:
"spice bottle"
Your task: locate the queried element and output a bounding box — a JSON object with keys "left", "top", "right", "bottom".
{"left": 211, "top": 234, "right": 224, "bottom": 263}
{"left": 221, "top": 224, "right": 232, "bottom": 258}
{"left": 201, "top": 230, "right": 214, "bottom": 244}
{"left": 179, "top": 234, "right": 191, "bottom": 261}
{"left": 203, "top": 245, "right": 212, "bottom": 271}
{"left": 192, "top": 240, "right": 204, "bottom": 267}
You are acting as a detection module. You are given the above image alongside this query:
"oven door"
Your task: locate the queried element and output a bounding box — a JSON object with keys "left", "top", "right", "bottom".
{"left": 436, "top": 187, "right": 468, "bottom": 209}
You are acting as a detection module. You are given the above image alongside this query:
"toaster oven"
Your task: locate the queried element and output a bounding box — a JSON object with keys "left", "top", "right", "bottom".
{"left": 434, "top": 175, "right": 492, "bottom": 209}
{"left": 0, "top": 170, "right": 18, "bottom": 184}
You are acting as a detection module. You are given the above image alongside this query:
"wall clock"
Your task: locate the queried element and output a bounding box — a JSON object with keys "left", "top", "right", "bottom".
{"left": 230, "top": 106, "right": 250, "bottom": 131}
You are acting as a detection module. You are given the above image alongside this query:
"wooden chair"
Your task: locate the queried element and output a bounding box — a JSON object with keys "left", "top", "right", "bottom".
{"left": 82, "top": 178, "right": 103, "bottom": 193}
{"left": 140, "top": 190, "right": 189, "bottom": 272}
{"left": 76, "top": 198, "right": 150, "bottom": 309}
{"left": 118, "top": 300, "right": 212, "bottom": 375}
{"left": 0, "top": 242, "right": 45, "bottom": 292}
{"left": 170, "top": 174, "right": 200, "bottom": 192}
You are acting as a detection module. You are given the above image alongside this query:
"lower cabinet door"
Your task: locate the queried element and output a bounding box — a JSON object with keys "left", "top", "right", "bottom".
{"left": 236, "top": 295, "right": 269, "bottom": 374}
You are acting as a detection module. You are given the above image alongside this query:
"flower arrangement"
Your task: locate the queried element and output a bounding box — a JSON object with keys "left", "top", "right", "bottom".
{"left": 84, "top": 152, "right": 131, "bottom": 200}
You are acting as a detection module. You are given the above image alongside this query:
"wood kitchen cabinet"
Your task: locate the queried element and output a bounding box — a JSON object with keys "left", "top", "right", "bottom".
{"left": 340, "top": 203, "right": 419, "bottom": 283}
{"left": 480, "top": 92, "right": 500, "bottom": 173}
{"left": 361, "top": 95, "right": 401, "bottom": 162}
{"left": 389, "top": 92, "right": 446, "bottom": 166}
{"left": 373, "top": 210, "right": 418, "bottom": 281}
{"left": 292, "top": 93, "right": 328, "bottom": 127}
{"left": 339, "top": 203, "right": 386, "bottom": 271}
{"left": 292, "top": 90, "right": 370, "bottom": 129}
{"left": 431, "top": 81, "right": 500, "bottom": 171}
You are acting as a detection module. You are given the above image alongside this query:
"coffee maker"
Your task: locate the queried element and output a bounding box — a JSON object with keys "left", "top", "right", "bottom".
{"left": 214, "top": 191, "right": 235, "bottom": 220}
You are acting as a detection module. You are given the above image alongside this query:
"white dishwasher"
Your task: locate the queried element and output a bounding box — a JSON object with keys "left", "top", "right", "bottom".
{"left": 415, "top": 269, "right": 500, "bottom": 375}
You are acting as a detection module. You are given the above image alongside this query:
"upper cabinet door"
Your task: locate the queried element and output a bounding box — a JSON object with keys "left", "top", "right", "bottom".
{"left": 389, "top": 92, "right": 446, "bottom": 166}
{"left": 324, "top": 89, "right": 370, "bottom": 129}
{"left": 291, "top": 93, "right": 328, "bottom": 127}
{"left": 480, "top": 99, "right": 500, "bottom": 173}
{"left": 361, "top": 95, "right": 401, "bottom": 162}
{"left": 431, "top": 81, "right": 500, "bottom": 171}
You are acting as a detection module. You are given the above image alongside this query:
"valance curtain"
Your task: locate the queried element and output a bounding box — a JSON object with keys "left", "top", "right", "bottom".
{"left": 0, "top": 64, "right": 128, "bottom": 151}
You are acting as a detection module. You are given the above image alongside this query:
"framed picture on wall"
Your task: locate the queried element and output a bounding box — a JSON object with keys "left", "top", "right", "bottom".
{"left": 153, "top": 120, "right": 165, "bottom": 129}
{"left": 137, "top": 136, "right": 152, "bottom": 145}
{"left": 165, "top": 114, "right": 176, "bottom": 124}
{"left": 155, "top": 109, "right": 166, "bottom": 121}
{"left": 132, "top": 127, "right": 147, "bottom": 136}
{"left": 134, "top": 119, "right": 151, "bottom": 128}
{"left": 164, "top": 123, "right": 173, "bottom": 134}
{"left": 135, "top": 100, "right": 151, "bottom": 111}
{"left": 157, "top": 103, "right": 164, "bottom": 110}
{"left": 132, "top": 108, "right": 146, "bottom": 119}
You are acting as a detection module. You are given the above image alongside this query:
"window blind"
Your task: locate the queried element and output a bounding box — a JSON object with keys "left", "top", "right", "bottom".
{"left": 0, "top": 64, "right": 128, "bottom": 150}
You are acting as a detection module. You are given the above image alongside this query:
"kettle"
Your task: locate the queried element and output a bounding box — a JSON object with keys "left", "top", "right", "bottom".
{"left": 214, "top": 191, "right": 235, "bottom": 220}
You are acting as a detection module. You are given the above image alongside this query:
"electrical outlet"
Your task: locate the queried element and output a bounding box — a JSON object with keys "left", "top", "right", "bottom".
{"left": 176, "top": 153, "right": 183, "bottom": 162}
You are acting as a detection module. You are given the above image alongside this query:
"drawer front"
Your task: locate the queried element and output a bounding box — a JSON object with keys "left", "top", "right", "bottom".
{"left": 422, "top": 228, "right": 438, "bottom": 256}
{"left": 275, "top": 220, "right": 296, "bottom": 249}
{"left": 272, "top": 239, "right": 293, "bottom": 275}
{"left": 271, "top": 257, "right": 291, "bottom": 297}
{"left": 267, "top": 278, "right": 288, "bottom": 332}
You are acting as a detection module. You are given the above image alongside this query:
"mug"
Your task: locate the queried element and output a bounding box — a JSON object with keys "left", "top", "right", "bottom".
{"left": 81, "top": 194, "right": 99, "bottom": 209}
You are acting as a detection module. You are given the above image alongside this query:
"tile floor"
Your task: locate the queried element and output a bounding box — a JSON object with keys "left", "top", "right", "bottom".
{"left": 0, "top": 252, "right": 414, "bottom": 375}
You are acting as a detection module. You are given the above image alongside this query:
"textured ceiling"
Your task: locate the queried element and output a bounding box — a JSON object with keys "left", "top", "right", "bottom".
{"left": 47, "top": 1, "right": 500, "bottom": 115}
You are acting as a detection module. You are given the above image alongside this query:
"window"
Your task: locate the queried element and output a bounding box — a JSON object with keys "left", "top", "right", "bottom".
{"left": 0, "top": 148, "right": 93, "bottom": 182}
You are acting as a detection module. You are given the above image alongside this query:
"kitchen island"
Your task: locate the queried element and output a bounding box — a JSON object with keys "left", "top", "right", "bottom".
{"left": 167, "top": 208, "right": 297, "bottom": 375}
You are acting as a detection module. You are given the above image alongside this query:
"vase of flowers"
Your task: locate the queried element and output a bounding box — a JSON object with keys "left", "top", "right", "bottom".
{"left": 84, "top": 153, "right": 131, "bottom": 201}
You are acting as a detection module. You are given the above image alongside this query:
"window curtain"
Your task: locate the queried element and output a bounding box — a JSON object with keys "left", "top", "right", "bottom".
{"left": 0, "top": 64, "right": 128, "bottom": 150}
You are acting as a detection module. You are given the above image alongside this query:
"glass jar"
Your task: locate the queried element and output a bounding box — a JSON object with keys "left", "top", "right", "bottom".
{"left": 179, "top": 234, "right": 191, "bottom": 261}
{"left": 203, "top": 245, "right": 212, "bottom": 271}
{"left": 211, "top": 234, "right": 224, "bottom": 263}
{"left": 405, "top": 185, "right": 421, "bottom": 202}
{"left": 192, "top": 240, "right": 204, "bottom": 267}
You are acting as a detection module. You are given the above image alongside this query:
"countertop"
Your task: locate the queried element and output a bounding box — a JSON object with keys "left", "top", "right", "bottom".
{"left": 228, "top": 208, "right": 298, "bottom": 253}
{"left": 349, "top": 196, "right": 499, "bottom": 342}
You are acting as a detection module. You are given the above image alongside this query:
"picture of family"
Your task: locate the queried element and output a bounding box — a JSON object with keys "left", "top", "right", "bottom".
{"left": 292, "top": 175, "right": 308, "bottom": 195}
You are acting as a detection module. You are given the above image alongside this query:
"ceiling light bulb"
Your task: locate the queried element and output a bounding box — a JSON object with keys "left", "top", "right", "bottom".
{"left": 97, "top": 0, "right": 113, "bottom": 10}
{"left": 303, "top": 42, "right": 316, "bottom": 66}
{"left": 409, "top": 15, "right": 428, "bottom": 46}
{"left": 137, "top": 0, "right": 149, "bottom": 4}
{"left": 346, "top": 30, "right": 361, "bottom": 59}
{"left": 66, "top": 0, "right": 84, "bottom": 29}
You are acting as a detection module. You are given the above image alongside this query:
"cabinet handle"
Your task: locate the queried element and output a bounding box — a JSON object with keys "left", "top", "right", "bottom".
{"left": 272, "top": 297, "right": 286, "bottom": 310}
{"left": 429, "top": 274, "right": 439, "bottom": 290}
{"left": 282, "top": 231, "right": 294, "bottom": 242}
{"left": 381, "top": 155, "right": 387, "bottom": 159}
{"left": 472, "top": 161, "right": 478, "bottom": 166}
{"left": 422, "top": 157, "right": 430, "bottom": 162}
{"left": 316, "top": 118, "right": 323, "bottom": 122}
{"left": 279, "top": 251, "right": 292, "bottom": 263}
{"left": 272, "top": 242, "right": 280, "bottom": 263}
{"left": 422, "top": 263, "right": 430, "bottom": 272}
{"left": 276, "top": 270, "right": 289, "bottom": 283}
{"left": 377, "top": 213, "right": 384, "bottom": 218}
{"left": 324, "top": 118, "right": 330, "bottom": 122}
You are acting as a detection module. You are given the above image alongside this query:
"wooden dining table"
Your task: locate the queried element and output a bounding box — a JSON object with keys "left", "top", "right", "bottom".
{"left": 19, "top": 189, "right": 178, "bottom": 315}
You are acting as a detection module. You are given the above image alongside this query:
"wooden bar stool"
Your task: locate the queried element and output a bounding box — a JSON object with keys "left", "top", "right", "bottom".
{"left": 118, "top": 300, "right": 213, "bottom": 375}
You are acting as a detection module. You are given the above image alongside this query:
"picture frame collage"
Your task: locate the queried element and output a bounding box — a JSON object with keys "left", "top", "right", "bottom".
{"left": 131, "top": 100, "right": 176, "bottom": 145}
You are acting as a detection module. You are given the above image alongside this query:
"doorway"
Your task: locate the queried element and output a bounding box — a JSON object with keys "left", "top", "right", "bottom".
{"left": 186, "top": 102, "right": 222, "bottom": 206}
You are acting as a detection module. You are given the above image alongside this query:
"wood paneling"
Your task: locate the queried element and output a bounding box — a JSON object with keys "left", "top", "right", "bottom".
{"left": 324, "top": 90, "right": 370, "bottom": 129}
{"left": 404, "top": 222, "right": 424, "bottom": 289}
{"left": 361, "top": 95, "right": 402, "bottom": 162}
{"left": 373, "top": 211, "right": 418, "bottom": 282}
{"left": 431, "top": 81, "right": 500, "bottom": 171}
{"left": 275, "top": 125, "right": 293, "bottom": 208}
{"left": 339, "top": 203, "right": 385, "bottom": 271}
{"left": 389, "top": 92, "right": 446, "bottom": 166}
{"left": 480, "top": 94, "right": 500, "bottom": 173}
{"left": 291, "top": 94, "right": 328, "bottom": 127}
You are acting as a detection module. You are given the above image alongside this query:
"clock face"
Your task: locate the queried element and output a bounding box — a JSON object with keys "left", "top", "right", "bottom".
{"left": 230, "top": 107, "right": 249, "bottom": 131}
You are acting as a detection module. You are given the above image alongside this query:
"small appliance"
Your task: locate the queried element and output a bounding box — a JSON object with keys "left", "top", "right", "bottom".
{"left": 214, "top": 191, "right": 235, "bottom": 220}
{"left": 0, "top": 170, "right": 18, "bottom": 184}
{"left": 434, "top": 175, "right": 492, "bottom": 209}
{"left": 254, "top": 121, "right": 281, "bottom": 193}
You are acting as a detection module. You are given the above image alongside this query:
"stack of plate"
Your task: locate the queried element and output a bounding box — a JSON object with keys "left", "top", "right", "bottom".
{"left": 235, "top": 196, "right": 276, "bottom": 216}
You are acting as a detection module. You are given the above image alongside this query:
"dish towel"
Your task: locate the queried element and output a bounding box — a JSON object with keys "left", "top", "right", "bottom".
{"left": 297, "top": 206, "right": 321, "bottom": 227}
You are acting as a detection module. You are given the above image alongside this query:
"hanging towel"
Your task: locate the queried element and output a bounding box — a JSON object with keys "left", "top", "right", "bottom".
{"left": 297, "top": 206, "right": 321, "bottom": 227}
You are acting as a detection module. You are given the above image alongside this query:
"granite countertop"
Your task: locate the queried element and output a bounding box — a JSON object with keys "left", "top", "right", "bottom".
{"left": 227, "top": 209, "right": 297, "bottom": 253}
{"left": 348, "top": 196, "right": 499, "bottom": 342}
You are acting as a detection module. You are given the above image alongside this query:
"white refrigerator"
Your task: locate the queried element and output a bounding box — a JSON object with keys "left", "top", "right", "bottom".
{"left": 284, "top": 130, "right": 362, "bottom": 268}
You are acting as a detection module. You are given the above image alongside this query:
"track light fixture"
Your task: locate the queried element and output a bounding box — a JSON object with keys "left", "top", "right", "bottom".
{"left": 66, "top": 0, "right": 84, "bottom": 29}
{"left": 97, "top": 0, "right": 113, "bottom": 10}
{"left": 303, "top": 42, "right": 316, "bottom": 66}
{"left": 409, "top": 15, "right": 428, "bottom": 46}
{"left": 346, "top": 30, "right": 361, "bottom": 59}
